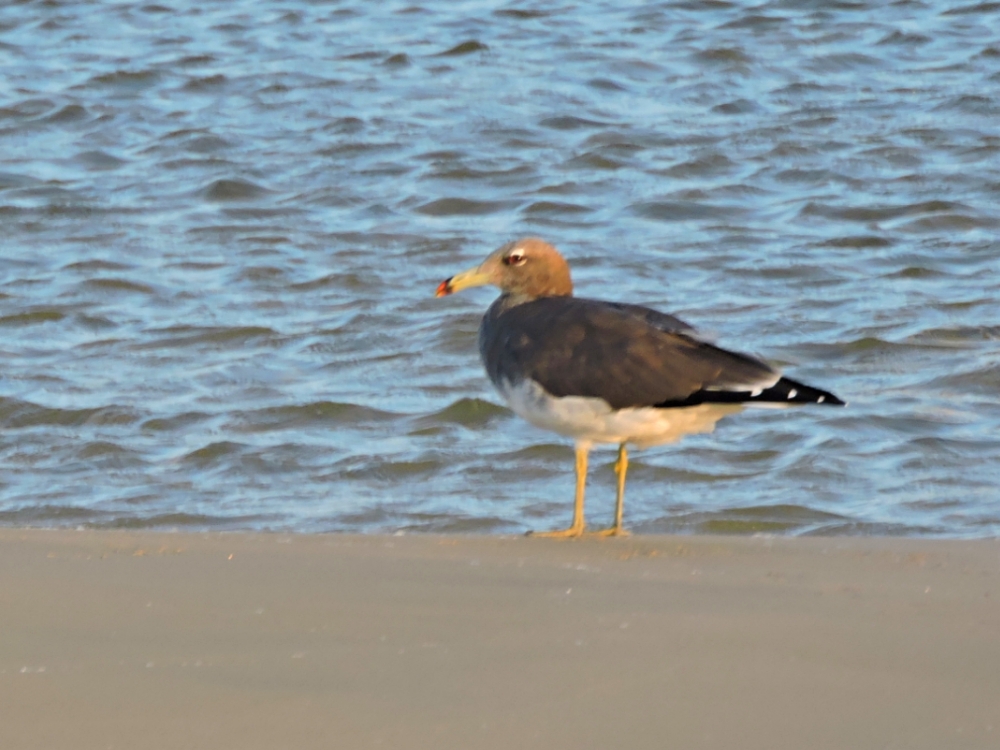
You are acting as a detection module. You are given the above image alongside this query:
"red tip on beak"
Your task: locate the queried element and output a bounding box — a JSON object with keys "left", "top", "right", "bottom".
{"left": 435, "top": 278, "right": 452, "bottom": 297}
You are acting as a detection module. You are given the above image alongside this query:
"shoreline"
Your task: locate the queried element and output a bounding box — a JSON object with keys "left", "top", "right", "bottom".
{"left": 2, "top": 528, "right": 997, "bottom": 749}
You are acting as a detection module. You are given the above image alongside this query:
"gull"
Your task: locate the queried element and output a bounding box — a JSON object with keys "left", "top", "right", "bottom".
{"left": 436, "top": 238, "right": 843, "bottom": 538}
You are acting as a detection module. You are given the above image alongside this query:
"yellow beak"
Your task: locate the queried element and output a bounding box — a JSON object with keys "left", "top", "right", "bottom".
{"left": 435, "top": 265, "right": 493, "bottom": 297}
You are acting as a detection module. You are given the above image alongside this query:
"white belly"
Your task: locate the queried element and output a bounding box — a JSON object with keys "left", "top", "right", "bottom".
{"left": 497, "top": 378, "right": 743, "bottom": 449}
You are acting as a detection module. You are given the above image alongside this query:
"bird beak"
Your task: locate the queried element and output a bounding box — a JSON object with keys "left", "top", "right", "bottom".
{"left": 435, "top": 264, "right": 493, "bottom": 297}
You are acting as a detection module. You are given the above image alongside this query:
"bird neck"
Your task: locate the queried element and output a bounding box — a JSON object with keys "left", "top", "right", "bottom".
{"left": 497, "top": 288, "right": 572, "bottom": 310}
{"left": 496, "top": 292, "right": 533, "bottom": 310}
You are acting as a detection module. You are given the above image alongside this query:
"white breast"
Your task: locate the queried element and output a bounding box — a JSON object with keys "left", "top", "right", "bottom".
{"left": 497, "top": 378, "right": 743, "bottom": 449}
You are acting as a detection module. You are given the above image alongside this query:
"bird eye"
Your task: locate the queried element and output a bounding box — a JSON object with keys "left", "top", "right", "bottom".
{"left": 505, "top": 252, "right": 526, "bottom": 266}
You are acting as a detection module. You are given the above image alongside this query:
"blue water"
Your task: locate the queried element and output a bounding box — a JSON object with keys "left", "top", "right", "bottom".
{"left": 1, "top": 0, "right": 999, "bottom": 535}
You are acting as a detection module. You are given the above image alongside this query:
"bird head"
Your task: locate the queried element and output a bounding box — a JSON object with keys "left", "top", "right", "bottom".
{"left": 436, "top": 238, "right": 574, "bottom": 301}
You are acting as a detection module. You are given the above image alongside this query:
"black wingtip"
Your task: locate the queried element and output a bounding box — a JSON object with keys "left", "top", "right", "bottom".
{"left": 656, "top": 376, "right": 845, "bottom": 408}
{"left": 757, "top": 377, "right": 845, "bottom": 406}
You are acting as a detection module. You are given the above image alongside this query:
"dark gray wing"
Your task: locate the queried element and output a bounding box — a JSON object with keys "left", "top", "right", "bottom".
{"left": 599, "top": 301, "right": 697, "bottom": 336}
{"left": 479, "top": 296, "right": 781, "bottom": 410}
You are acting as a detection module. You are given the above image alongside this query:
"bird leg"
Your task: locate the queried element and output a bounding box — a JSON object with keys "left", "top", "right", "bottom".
{"left": 613, "top": 443, "right": 629, "bottom": 534}
{"left": 530, "top": 444, "right": 589, "bottom": 538}
{"left": 587, "top": 443, "right": 631, "bottom": 537}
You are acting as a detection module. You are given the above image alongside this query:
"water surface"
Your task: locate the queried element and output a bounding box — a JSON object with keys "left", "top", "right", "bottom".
{"left": 1, "top": 1, "right": 999, "bottom": 536}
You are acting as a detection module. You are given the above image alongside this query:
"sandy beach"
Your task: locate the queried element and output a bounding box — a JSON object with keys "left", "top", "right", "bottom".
{"left": 1, "top": 529, "right": 997, "bottom": 749}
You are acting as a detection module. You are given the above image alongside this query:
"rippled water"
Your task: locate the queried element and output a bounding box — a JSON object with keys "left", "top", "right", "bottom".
{"left": 1, "top": 0, "right": 999, "bottom": 536}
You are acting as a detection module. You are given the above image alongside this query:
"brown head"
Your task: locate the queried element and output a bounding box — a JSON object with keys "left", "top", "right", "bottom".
{"left": 435, "top": 238, "right": 574, "bottom": 301}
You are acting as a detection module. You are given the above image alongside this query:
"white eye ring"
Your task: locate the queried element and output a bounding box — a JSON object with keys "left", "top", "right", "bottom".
{"left": 506, "top": 252, "right": 526, "bottom": 266}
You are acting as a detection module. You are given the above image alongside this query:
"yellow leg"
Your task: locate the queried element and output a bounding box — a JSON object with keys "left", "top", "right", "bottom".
{"left": 530, "top": 444, "right": 589, "bottom": 538}
{"left": 587, "top": 443, "right": 631, "bottom": 537}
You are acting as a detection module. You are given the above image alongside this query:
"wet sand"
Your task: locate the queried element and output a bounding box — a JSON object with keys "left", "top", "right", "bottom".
{"left": 1, "top": 529, "right": 997, "bottom": 749}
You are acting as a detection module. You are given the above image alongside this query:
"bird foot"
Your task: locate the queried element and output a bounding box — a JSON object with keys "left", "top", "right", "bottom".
{"left": 583, "top": 527, "right": 630, "bottom": 538}
{"left": 527, "top": 526, "right": 629, "bottom": 539}
{"left": 527, "top": 526, "right": 586, "bottom": 539}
